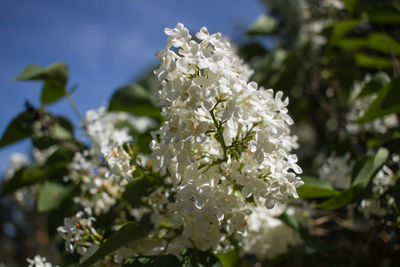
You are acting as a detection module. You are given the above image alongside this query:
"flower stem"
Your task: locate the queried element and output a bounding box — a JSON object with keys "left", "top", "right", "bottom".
{"left": 66, "top": 84, "right": 84, "bottom": 122}
{"left": 210, "top": 108, "right": 228, "bottom": 161}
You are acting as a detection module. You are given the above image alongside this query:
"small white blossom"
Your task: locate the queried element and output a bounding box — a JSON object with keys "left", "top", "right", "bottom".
{"left": 241, "top": 205, "right": 302, "bottom": 260}
{"left": 318, "top": 153, "right": 353, "bottom": 190}
{"left": 27, "top": 255, "right": 57, "bottom": 267}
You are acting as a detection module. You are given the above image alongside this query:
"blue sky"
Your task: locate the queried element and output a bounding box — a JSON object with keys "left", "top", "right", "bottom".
{"left": 0, "top": 0, "right": 266, "bottom": 173}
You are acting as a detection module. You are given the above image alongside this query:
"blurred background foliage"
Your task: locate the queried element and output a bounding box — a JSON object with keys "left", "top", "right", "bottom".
{"left": 1, "top": 0, "right": 400, "bottom": 266}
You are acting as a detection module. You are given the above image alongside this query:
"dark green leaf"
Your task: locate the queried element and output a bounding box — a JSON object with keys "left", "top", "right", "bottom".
{"left": 41, "top": 80, "right": 67, "bottom": 105}
{"left": 80, "top": 222, "right": 148, "bottom": 267}
{"left": 368, "top": 9, "right": 400, "bottom": 24}
{"left": 16, "top": 62, "right": 69, "bottom": 105}
{"left": 16, "top": 62, "right": 68, "bottom": 84}
{"left": 247, "top": 14, "right": 277, "bottom": 35}
{"left": 337, "top": 33, "right": 400, "bottom": 55}
{"left": 341, "top": 0, "right": 359, "bottom": 13}
{"left": 314, "top": 185, "right": 362, "bottom": 210}
{"left": 297, "top": 184, "right": 340, "bottom": 199}
{"left": 352, "top": 147, "right": 389, "bottom": 187}
{"left": 358, "top": 77, "right": 400, "bottom": 122}
{"left": 358, "top": 71, "right": 391, "bottom": 98}
{"left": 37, "top": 182, "right": 75, "bottom": 212}
{"left": 367, "top": 131, "right": 400, "bottom": 148}
{"left": 330, "top": 19, "right": 361, "bottom": 43}
{"left": 0, "top": 111, "right": 31, "bottom": 148}
{"left": 108, "top": 84, "right": 162, "bottom": 119}
{"left": 354, "top": 53, "right": 393, "bottom": 69}
{"left": 122, "top": 175, "right": 161, "bottom": 205}
{"left": 278, "top": 212, "right": 300, "bottom": 230}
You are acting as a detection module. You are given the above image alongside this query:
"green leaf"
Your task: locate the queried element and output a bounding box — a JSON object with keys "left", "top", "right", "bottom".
{"left": 297, "top": 184, "right": 340, "bottom": 199}
{"left": 16, "top": 62, "right": 68, "bottom": 83}
{"left": 0, "top": 111, "right": 31, "bottom": 148}
{"left": 41, "top": 80, "right": 67, "bottom": 105}
{"left": 314, "top": 185, "right": 362, "bottom": 210}
{"left": 341, "top": 0, "right": 359, "bottom": 13}
{"left": 368, "top": 9, "right": 400, "bottom": 24}
{"left": 108, "top": 84, "right": 162, "bottom": 119}
{"left": 354, "top": 53, "right": 393, "bottom": 69}
{"left": 37, "top": 182, "right": 75, "bottom": 212}
{"left": 330, "top": 19, "right": 361, "bottom": 43}
{"left": 278, "top": 212, "right": 300, "bottom": 230}
{"left": 215, "top": 250, "right": 238, "bottom": 267}
{"left": 358, "top": 71, "right": 391, "bottom": 98}
{"left": 358, "top": 77, "right": 400, "bottom": 122}
{"left": 337, "top": 33, "right": 400, "bottom": 55}
{"left": 367, "top": 131, "right": 400, "bottom": 148}
{"left": 122, "top": 175, "right": 161, "bottom": 205}
{"left": 247, "top": 14, "right": 277, "bottom": 35}
{"left": 352, "top": 147, "right": 389, "bottom": 187}
{"left": 16, "top": 62, "right": 69, "bottom": 105}
{"left": 80, "top": 222, "right": 148, "bottom": 267}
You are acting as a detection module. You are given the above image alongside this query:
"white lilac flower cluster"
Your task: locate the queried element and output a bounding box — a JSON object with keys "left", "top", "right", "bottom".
{"left": 346, "top": 76, "right": 399, "bottom": 135}
{"left": 27, "top": 255, "right": 57, "bottom": 267}
{"left": 64, "top": 108, "right": 154, "bottom": 215}
{"left": 150, "top": 23, "right": 303, "bottom": 254}
{"left": 57, "top": 209, "right": 165, "bottom": 266}
{"left": 241, "top": 204, "right": 302, "bottom": 260}
{"left": 318, "top": 153, "right": 353, "bottom": 190}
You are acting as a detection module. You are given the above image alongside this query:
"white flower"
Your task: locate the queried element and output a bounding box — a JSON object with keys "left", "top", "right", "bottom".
{"left": 150, "top": 23, "right": 302, "bottom": 254}
{"left": 165, "top": 23, "right": 191, "bottom": 48}
{"left": 241, "top": 205, "right": 302, "bottom": 260}
{"left": 64, "top": 108, "right": 140, "bottom": 215}
{"left": 27, "top": 255, "right": 57, "bottom": 267}
{"left": 318, "top": 153, "right": 353, "bottom": 190}
{"left": 57, "top": 210, "right": 96, "bottom": 253}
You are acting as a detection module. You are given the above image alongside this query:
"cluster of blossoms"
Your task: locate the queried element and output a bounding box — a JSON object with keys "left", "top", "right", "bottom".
{"left": 318, "top": 153, "right": 354, "bottom": 190}
{"left": 56, "top": 208, "right": 133, "bottom": 265}
{"left": 346, "top": 75, "right": 398, "bottom": 135}
{"left": 26, "top": 255, "right": 57, "bottom": 267}
{"left": 316, "top": 149, "right": 398, "bottom": 219}
{"left": 150, "top": 23, "right": 303, "bottom": 254}
{"left": 57, "top": 208, "right": 166, "bottom": 266}
{"left": 57, "top": 209, "right": 98, "bottom": 255}
{"left": 64, "top": 108, "right": 154, "bottom": 215}
{"left": 241, "top": 204, "right": 302, "bottom": 260}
